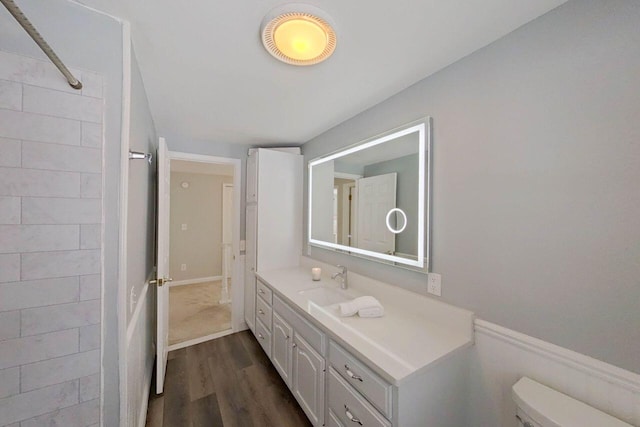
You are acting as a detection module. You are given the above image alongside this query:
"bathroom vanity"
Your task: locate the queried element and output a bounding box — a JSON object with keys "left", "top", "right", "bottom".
{"left": 251, "top": 258, "right": 474, "bottom": 427}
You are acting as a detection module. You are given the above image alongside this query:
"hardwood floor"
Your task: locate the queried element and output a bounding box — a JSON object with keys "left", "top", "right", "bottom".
{"left": 146, "top": 330, "right": 312, "bottom": 427}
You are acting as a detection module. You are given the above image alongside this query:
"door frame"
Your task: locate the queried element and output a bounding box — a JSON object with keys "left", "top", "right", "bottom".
{"left": 166, "top": 151, "right": 244, "bottom": 339}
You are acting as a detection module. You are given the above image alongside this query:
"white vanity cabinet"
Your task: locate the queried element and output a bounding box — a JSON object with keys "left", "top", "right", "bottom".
{"left": 255, "top": 265, "right": 474, "bottom": 427}
{"left": 271, "top": 311, "right": 293, "bottom": 387}
{"left": 244, "top": 148, "right": 302, "bottom": 333}
{"left": 292, "top": 334, "right": 325, "bottom": 426}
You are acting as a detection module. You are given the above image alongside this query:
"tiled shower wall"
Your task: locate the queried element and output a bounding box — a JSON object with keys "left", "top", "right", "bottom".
{"left": 0, "top": 50, "right": 103, "bottom": 427}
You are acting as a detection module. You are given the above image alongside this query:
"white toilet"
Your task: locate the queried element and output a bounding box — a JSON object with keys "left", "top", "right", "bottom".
{"left": 512, "top": 377, "right": 632, "bottom": 427}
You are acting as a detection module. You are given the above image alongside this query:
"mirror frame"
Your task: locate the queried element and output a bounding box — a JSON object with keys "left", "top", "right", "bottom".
{"left": 308, "top": 117, "right": 431, "bottom": 271}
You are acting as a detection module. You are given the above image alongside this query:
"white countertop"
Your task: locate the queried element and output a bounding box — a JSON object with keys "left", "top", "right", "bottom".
{"left": 256, "top": 260, "right": 474, "bottom": 386}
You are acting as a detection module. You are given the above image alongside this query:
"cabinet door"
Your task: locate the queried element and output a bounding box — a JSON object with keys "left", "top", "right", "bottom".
{"left": 272, "top": 311, "right": 293, "bottom": 388}
{"left": 244, "top": 204, "right": 257, "bottom": 332}
{"left": 246, "top": 150, "right": 258, "bottom": 203}
{"left": 293, "top": 334, "right": 325, "bottom": 427}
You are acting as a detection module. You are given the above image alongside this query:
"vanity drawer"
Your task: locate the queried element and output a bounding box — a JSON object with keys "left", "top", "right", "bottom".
{"left": 329, "top": 341, "right": 392, "bottom": 418}
{"left": 328, "top": 368, "right": 391, "bottom": 427}
{"left": 256, "top": 295, "right": 272, "bottom": 329}
{"left": 327, "top": 408, "right": 345, "bottom": 427}
{"left": 255, "top": 318, "right": 272, "bottom": 358}
{"left": 256, "top": 279, "right": 273, "bottom": 305}
{"left": 274, "top": 294, "right": 325, "bottom": 354}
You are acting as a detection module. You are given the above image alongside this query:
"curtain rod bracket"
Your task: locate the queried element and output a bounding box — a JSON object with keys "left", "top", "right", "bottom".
{"left": 129, "top": 151, "right": 153, "bottom": 164}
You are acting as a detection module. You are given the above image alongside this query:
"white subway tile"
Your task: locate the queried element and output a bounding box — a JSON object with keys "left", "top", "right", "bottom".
{"left": 0, "top": 167, "right": 80, "bottom": 198}
{"left": 0, "top": 329, "right": 78, "bottom": 370}
{"left": 0, "top": 80, "right": 22, "bottom": 110}
{"left": 79, "top": 274, "right": 100, "bottom": 301}
{"left": 22, "top": 197, "right": 100, "bottom": 225}
{"left": 0, "top": 196, "right": 20, "bottom": 224}
{"left": 81, "top": 122, "right": 102, "bottom": 148}
{"left": 0, "top": 311, "right": 20, "bottom": 341}
{"left": 81, "top": 71, "right": 103, "bottom": 99}
{"left": 0, "top": 138, "right": 21, "bottom": 168}
{"left": 21, "top": 141, "right": 101, "bottom": 173}
{"left": 81, "top": 173, "right": 102, "bottom": 198}
{"left": 0, "top": 225, "right": 79, "bottom": 253}
{"left": 0, "top": 367, "right": 19, "bottom": 399}
{"left": 79, "top": 324, "right": 100, "bottom": 352}
{"left": 21, "top": 350, "right": 99, "bottom": 392}
{"left": 80, "top": 224, "right": 101, "bottom": 250}
{"left": 0, "top": 277, "right": 79, "bottom": 312}
{"left": 79, "top": 374, "right": 100, "bottom": 402}
{"left": 20, "top": 398, "right": 99, "bottom": 427}
{"left": 21, "top": 250, "right": 100, "bottom": 281}
{"left": 0, "top": 109, "right": 80, "bottom": 145}
{"left": 0, "top": 380, "right": 78, "bottom": 426}
{"left": 0, "top": 254, "right": 19, "bottom": 283}
{"left": 0, "top": 51, "right": 80, "bottom": 93}
{"left": 23, "top": 85, "right": 102, "bottom": 124}
{"left": 21, "top": 300, "right": 100, "bottom": 336}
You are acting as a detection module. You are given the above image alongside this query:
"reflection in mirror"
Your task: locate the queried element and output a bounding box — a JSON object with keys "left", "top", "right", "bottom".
{"left": 309, "top": 118, "right": 430, "bottom": 271}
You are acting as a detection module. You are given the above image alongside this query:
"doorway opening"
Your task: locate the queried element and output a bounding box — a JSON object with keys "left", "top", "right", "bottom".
{"left": 166, "top": 154, "right": 241, "bottom": 351}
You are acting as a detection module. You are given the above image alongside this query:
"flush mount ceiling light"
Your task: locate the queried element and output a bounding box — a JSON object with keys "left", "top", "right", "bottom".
{"left": 261, "top": 4, "right": 337, "bottom": 66}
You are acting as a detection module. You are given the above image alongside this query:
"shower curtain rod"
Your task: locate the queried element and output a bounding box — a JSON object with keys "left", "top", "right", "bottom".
{"left": 1, "top": 0, "right": 82, "bottom": 89}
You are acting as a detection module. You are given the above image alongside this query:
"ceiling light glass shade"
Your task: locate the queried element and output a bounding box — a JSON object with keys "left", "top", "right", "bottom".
{"left": 261, "top": 5, "right": 337, "bottom": 66}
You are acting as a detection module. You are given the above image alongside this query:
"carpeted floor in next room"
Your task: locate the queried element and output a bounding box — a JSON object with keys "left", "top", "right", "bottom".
{"left": 169, "top": 281, "right": 232, "bottom": 345}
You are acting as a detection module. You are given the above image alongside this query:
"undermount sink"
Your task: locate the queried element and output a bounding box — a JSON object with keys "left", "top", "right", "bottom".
{"left": 298, "top": 286, "right": 353, "bottom": 306}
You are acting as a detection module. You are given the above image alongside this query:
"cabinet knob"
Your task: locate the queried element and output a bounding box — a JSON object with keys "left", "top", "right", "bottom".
{"left": 258, "top": 289, "right": 265, "bottom": 294}
{"left": 258, "top": 309, "right": 264, "bottom": 315}
{"left": 292, "top": 343, "right": 297, "bottom": 348}
{"left": 258, "top": 333, "right": 264, "bottom": 340}
{"left": 344, "top": 405, "right": 363, "bottom": 425}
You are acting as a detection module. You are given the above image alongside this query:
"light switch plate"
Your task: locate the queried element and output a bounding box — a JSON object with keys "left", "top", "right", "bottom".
{"left": 427, "top": 273, "right": 442, "bottom": 296}
{"left": 181, "top": 223, "right": 188, "bottom": 231}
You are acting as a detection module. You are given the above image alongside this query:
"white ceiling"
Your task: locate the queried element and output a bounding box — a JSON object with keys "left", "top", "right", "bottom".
{"left": 77, "top": 0, "right": 566, "bottom": 146}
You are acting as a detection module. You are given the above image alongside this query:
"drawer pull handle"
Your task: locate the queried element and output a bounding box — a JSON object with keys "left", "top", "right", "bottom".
{"left": 345, "top": 364, "right": 363, "bottom": 382}
{"left": 258, "top": 309, "right": 265, "bottom": 315}
{"left": 344, "top": 405, "right": 363, "bottom": 425}
{"left": 258, "top": 289, "right": 265, "bottom": 294}
{"left": 258, "top": 333, "right": 264, "bottom": 340}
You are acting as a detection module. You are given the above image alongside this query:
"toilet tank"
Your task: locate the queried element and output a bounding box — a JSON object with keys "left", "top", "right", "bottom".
{"left": 512, "top": 377, "right": 632, "bottom": 427}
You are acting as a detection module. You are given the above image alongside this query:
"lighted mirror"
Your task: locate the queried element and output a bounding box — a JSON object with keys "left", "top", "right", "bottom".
{"left": 308, "top": 117, "right": 431, "bottom": 272}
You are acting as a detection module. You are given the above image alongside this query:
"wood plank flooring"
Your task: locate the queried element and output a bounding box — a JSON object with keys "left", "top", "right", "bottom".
{"left": 146, "top": 330, "right": 312, "bottom": 427}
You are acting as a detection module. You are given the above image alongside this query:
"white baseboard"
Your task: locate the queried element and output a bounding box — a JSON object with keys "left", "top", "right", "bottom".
{"left": 169, "top": 276, "right": 223, "bottom": 287}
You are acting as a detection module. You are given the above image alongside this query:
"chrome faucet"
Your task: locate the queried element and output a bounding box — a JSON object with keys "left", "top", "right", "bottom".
{"left": 331, "top": 265, "right": 348, "bottom": 289}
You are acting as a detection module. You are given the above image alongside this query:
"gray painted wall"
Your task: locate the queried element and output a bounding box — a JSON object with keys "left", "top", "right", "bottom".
{"left": 0, "top": 1, "right": 125, "bottom": 423}
{"left": 127, "top": 48, "right": 158, "bottom": 325}
{"left": 303, "top": 0, "right": 640, "bottom": 373}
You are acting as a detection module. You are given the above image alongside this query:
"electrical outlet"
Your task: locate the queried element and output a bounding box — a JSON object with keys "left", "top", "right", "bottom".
{"left": 181, "top": 223, "right": 188, "bottom": 231}
{"left": 427, "top": 273, "right": 441, "bottom": 296}
{"left": 181, "top": 263, "right": 187, "bottom": 271}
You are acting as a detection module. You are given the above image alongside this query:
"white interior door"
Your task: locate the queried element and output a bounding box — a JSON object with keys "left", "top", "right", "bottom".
{"left": 356, "top": 173, "right": 397, "bottom": 254}
{"left": 155, "top": 137, "right": 172, "bottom": 393}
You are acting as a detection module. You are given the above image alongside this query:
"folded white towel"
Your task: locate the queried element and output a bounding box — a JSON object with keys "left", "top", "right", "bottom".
{"left": 339, "top": 296, "right": 384, "bottom": 318}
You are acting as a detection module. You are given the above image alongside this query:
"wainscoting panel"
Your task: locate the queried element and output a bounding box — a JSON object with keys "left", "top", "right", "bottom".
{"left": 469, "top": 319, "right": 640, "bottom": 426}
{"left": 126, "top": 281, "right": 156, "bottom": 427}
